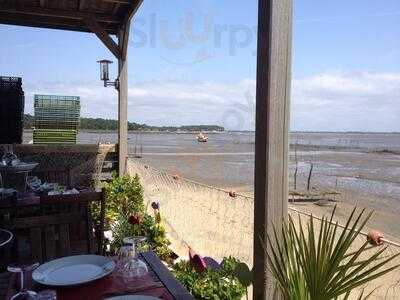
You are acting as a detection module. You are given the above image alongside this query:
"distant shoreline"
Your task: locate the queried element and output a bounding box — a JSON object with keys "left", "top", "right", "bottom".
{"left": 23, "top": 129, "right": 225, "bottom": 134}
{"left": 23, "top": 129, "right": 400, "bottom": 134}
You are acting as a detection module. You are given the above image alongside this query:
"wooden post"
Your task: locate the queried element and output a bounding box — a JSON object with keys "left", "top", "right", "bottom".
{"left": 118, "top": 24, "right": 130, "bottom": 175}
{"left": 253, "top": 0, "right": 292, "bottom": 299}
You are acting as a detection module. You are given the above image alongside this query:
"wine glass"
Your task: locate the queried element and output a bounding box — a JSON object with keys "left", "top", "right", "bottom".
{"left": 123, "top": 236, "right": 147, "bottom": 250}
{"left": 118, "top": 237, "right": 148, "bottom": 280}
{"left": 7, "top": 262, "right": 39, "bottom": 300}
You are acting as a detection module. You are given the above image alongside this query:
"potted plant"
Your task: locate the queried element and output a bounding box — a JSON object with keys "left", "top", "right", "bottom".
{"left": 265, "top": 207, "right": 399, "bottom": 299}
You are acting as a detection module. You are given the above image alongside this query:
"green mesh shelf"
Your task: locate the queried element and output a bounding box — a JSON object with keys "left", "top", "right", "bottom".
{"left": 34, "top": 94, "right": 81, "bottom": 131}
{"left": 33, "top": 129, "right": 77, "bottom": 144}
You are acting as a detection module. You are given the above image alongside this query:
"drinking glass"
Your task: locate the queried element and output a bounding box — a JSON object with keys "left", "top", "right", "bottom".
{"left": 123, "top": 236, "right": 147, "bottom": 250}
{"left": 7, "top": 263, "right": 39, "bottom": 300}
{"left": 36, "top": 290, "right": 57, "bottom": 300}
{"left": 118, "top": 237, "right": 148, "bottom": 280}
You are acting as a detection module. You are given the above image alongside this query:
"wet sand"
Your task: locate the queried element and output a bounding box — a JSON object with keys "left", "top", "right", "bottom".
{"left": 22, "top": 130, "right": 400, "bottom": 240}
{"left": 231, "top": 149, "right": 400, "bottom": 243}
{"left": 140, "top": 146, "right": 400, "bottom": 242}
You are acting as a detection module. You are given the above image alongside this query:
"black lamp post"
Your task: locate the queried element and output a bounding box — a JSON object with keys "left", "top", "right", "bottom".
{"left": 97, "top": 59, "right": 119, "bottom": 89}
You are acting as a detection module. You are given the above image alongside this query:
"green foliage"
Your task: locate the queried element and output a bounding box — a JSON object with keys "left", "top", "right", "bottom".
{"left": 172, "top": 257, "right": 246, "bottom": 300}
{"left": 142, "top": 214, "right": 174, "bottom": 262}
{"left": 110, "top": 215, "right": 137, "bottom": 251}
{"left": 105, "top": 172, "right": 145, "bottom": 222}
{"left": 24, "top": 114, "right": 225, "bottom": 132}
{"left": 233, "top": 262, "right": 252, "bottom": 288}
{"left": 110, "top": 212, "right": 173, "bottom": 260}
{"left": 101, "top": 173, "right": 173, "bottom": 260}
{"left": 266, "top": 207, "right": 400, "bottom": 300}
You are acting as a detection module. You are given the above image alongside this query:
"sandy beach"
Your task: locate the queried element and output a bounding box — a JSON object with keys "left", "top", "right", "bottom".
{"left": 22, "top": 130, "right": 400, "bottom": 298}
{"left": 22, "top": 130, "right": 400, "bottom": 241}
{"left": 131, "top": 133, "right": 400, "bottom": 243}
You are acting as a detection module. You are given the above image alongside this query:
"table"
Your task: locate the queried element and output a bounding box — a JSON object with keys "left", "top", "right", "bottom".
{"left": 6, "top": 251, "right": 195, "bottom": 300}
{"left": 0, "top": 189, "right": 97, "bottom": 209}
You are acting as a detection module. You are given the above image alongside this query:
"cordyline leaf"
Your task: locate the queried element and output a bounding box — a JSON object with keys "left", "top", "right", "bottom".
{"left": 323, "top": 209, "right": 372, "bottom": 292}
{"left": 334, "top": 259, "right": 400, "bottom": 296}
{"left": 264, "top": 207, "right": 399, "bottom": 300}
{"left": 327, "top": 241, "right": 371, "bottom": 289}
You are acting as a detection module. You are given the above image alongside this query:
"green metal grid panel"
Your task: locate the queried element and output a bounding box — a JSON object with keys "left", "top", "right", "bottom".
{"left": 33, "top": 129, "right": 77, "bottom": 144}
{"left": 34, "top": 94, "right": 81, "bottom": 131}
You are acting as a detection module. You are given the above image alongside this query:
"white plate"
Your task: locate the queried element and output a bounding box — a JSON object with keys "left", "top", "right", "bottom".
{"left": 32, "top": 255, "right": 115, "bottom": 286}
{"left": 105, "top": 296, "right": 161, "bottom": 300}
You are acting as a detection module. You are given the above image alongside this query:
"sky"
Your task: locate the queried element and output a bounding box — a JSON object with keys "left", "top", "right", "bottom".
{"left": 0, "top": 0, "right": 400, "bottom": 132}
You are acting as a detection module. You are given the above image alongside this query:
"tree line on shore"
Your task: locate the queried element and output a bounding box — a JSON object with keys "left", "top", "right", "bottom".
{"left": 23, "top": 114, "right": 224, "bottom": 132}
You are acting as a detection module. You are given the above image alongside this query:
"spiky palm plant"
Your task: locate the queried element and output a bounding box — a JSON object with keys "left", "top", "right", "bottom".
{"left": 266, "top": 207, "right": 399, "bottom": 300}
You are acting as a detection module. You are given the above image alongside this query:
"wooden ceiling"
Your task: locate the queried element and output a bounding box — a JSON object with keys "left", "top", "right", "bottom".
{"left": 0, "top": 0, "right": 142, "bottom": 34}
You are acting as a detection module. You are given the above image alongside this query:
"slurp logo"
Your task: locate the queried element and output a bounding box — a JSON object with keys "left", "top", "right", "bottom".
{"left": 130, "top": 7, "right": 257, "bottom": 65}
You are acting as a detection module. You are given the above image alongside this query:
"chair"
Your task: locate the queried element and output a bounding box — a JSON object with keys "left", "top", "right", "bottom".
{"left": 9, "top": 190, "right": 106, "bottom": 263}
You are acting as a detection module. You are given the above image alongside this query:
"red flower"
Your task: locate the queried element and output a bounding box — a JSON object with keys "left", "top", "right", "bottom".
{"left": 189, "top": 248, "right": 207, "bottom": 273}
{"left": 128, "top": 215, "right": 141, "bottom": 225}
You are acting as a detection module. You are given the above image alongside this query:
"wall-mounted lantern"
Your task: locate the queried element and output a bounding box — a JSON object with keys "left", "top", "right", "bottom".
{"left": 97, "top": 59, "right": 119, "bottom": 90}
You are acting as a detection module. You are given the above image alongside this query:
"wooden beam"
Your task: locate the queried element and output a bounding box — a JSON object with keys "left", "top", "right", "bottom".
{"left": 123, "top": 0, "right": 143, "bottom": 25}
{"left": 112, "top": 3, "right": 121, "bottom": 15}
{"left": 114, "top": 0, "right": 143, "bottom": 173}
{"left": 39, "top": 0, "right": 46, "bottom": 8}
{"left": 78, "top": 0, "right": 87, "bottom": 11}
{"left": 115, "top": 0, "right": 142, "bottom": 58}
{"left": 0, "top": 12, "right": 118, "bottom": 34}
{"left": 84, "top": 16, "right": 121, "bottom": 59}
{"left": 120, "top": 25, "right": 129, "bottom": 64}
{"left": 0, "top": 4, "right": 121, "bottom": 23}
{"left": 117, "top": 24, "right": 130, "bottom": 174}
{"left": 103, "top": 0, "right": 130, "bottom": 3}
{"left": 253, "top": 0, "right": 293, "bottom": 299}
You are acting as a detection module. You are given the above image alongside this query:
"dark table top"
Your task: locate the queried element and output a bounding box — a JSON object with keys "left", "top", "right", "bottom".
{"left": 0, "top": 189, "right": 100, "bottom": 209}
{"left": 6, "top": 251, "right": 195, "bottom": 300}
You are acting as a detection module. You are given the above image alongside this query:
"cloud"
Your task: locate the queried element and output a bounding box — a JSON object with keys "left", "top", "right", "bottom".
{"left": 292, "top": 71, "right": 400, "bottom": 132}
{"left": 23, "top": 79, "right": 256, "bottom": 130}
{"left": 23, "top": 71, "right": 400, "bottom": 132}
{"left": 24, "top": 81, "right": 118, "bottom": 120}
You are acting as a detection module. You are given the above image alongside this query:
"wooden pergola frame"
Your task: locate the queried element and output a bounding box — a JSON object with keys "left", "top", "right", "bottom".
{"left": 0, "top": 0, "right": 292, "bottom": 298}
{"left": 0, "top": 0, "right": 142, "bottom": 175}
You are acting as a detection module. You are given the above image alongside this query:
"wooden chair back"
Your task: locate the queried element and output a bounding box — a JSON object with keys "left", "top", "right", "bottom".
{"left": 32, "top": 168, "right": 72, "bottom": 187}
{"left": 10, "top": 191, "right": 105, "bottom": 263}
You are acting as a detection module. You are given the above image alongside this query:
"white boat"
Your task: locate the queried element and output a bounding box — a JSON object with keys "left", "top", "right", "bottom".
{"left": 197, "top": 132, "right": 208, "bottom": 143}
